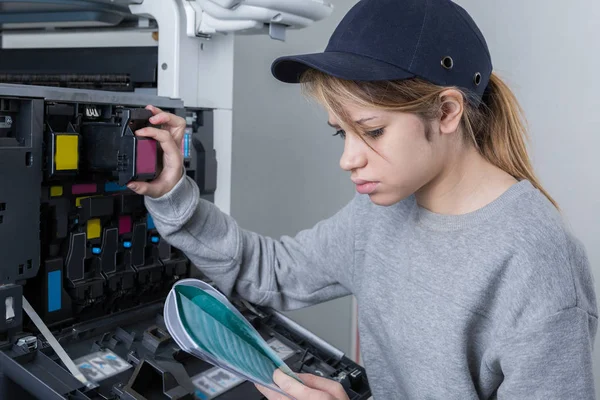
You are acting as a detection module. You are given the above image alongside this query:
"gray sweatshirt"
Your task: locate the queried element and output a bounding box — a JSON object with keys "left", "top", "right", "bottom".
{"left": 145, "top": 175, "right": 598, "bottom": 399}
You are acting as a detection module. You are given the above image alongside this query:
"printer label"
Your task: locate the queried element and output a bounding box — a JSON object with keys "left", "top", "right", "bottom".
{"left": 74, "top": 350, "right": 132, "bottom": 382}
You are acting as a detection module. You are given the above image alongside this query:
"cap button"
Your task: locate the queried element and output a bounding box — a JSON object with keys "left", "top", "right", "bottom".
{"left": 441, "top": 56, "right": 454, "bottom": 70}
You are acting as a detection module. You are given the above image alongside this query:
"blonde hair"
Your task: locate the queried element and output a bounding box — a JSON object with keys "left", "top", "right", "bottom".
{"left": 300, "top": 70, "right": 558, "bottom": 209}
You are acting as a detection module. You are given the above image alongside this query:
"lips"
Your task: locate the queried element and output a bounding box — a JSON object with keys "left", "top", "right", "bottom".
{"left": 352, "top": 179, "right": 379, "bottom": 195}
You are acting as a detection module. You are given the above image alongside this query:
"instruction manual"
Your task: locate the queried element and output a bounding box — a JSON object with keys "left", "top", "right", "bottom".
{"left": 164, "top": 278, "right": 302, "bottom": 398}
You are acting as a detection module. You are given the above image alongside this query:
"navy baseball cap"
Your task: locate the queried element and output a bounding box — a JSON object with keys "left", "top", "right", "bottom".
{"left": 271, "top": 0, "right": 493, "bottom": 99}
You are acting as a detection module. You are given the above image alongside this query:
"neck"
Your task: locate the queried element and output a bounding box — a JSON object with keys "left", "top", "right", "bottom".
{"left": 415, "top": 144, "right": 518, "bottom": 215}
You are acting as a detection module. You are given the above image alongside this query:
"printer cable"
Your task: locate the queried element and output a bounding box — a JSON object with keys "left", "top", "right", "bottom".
{"left": 22, "top": 296, "right": 97, "bottom": 390}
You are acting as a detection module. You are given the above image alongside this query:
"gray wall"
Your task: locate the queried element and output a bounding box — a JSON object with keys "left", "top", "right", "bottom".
{"left": 453, "top": 1, "right": 600, "bottom": 395}
{"left": 231, "top": 1, "right": 358, "bottom": 356}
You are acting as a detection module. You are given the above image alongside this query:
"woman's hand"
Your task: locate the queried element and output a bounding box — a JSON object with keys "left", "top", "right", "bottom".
{"left": 127, "top": 105, "right": 186, "bottom": 198}
{"left": 256, "top": 370, "right": 350, "bottom": 400}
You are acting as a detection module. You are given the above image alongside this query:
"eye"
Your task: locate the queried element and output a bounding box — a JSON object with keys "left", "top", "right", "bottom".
{"left": 365, "top": 128, "right": 384, "bottom": 139}
{"left": 333, "top": 129, "right": 346, "bottom": 139}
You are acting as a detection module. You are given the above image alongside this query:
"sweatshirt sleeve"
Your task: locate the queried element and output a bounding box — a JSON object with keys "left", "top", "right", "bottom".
{"left": 144, "top": 174, "right": 356, "bottom": 311}
{"left": 489, "top": 307, "right": 598, "bottom": 399}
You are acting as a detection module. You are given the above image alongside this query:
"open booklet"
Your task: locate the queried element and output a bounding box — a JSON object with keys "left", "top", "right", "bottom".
{"left": 164, "top": 278, "right": 302, "bottom": 398}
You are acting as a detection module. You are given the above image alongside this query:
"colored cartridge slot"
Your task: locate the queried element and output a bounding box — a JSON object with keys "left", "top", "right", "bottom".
{"left": 119, "top": 215, "right": 132, "bottom": 235}
{"left": 72, "top": 183, "right": 97, "bottom": 195}
{"left": 136, "top": 139, "right": 157, "bottom": 174}
{"left": 55, "top": 134, "right": 79, "bottom": 171}
{"left": 48, "top": 270, "right": 62, "bottom": 312}
{"left": 50, "top": 186, "right": 63, "bottom": 197}
{"left": 87, "top": 218, "right": 101, "bottom": 239}
{"left": 182, "top": 132, "right": 191, "bottom": 158}
{"left": 105, "top": 182, "right": 127, "bottom": 192}
{"left": 146, "top": 214, "right": 155, "bottom": 230}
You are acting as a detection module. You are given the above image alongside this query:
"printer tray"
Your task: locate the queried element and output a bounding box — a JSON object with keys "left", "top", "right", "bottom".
{"left": 0, "top": 297, "right": 371, "bottom": 400}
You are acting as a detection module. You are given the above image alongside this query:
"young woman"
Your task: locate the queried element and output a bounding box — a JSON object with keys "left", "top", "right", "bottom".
{"left": 129, "top": 0, "right": 597, "bottom": 398}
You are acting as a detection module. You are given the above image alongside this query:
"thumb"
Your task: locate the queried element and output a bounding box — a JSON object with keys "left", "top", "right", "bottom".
{"left": 127, "top": 181, "right": 156, "bottom": 197}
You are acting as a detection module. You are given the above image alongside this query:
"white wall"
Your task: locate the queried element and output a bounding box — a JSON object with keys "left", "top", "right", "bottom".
{"left": 454, "top": 0, "right": 600, "bottom": 395}
{"left": 231, "top": 1, "right": 359, "bottom": 356}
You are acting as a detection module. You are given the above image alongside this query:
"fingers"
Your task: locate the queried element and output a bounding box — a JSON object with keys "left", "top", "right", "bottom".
{"left": 133, "top": 121, "right": 184, "bottom": 198}
{"left": 144, "top": 105, "right": 186, "bottom": 148}
{"left": 254, "top": 383, "right": 287, "bottom": 400}
{"left": 135, "top": 127, "right": 181, "bottom": 160}
{"left": 172, "top": 129, "right": 185, "bottom": 147}
{"left": 296, "top": 374, "right": 348, "bottom": 400}
{"left": 146, "top": 106, "right": 186, "bottom": 130}
{"left": 134, "top": 126, "right": 170, "bottom": 142}
{"left": 273, "top": 370, "right": 334, "bottom": 400}
{"left": 149, "top": 111, "right": 186, "bottom": 130}
{"left": 145, "top": 104, "right": 163, "bottom": 115}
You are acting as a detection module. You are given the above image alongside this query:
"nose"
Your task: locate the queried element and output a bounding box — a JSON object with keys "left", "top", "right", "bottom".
{"left": 339, "top": 133, "right": 367, "bottom": 172}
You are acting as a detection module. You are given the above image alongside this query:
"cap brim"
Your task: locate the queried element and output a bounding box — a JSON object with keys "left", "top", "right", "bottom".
{"left": 271, "top": 51, "right": 414, "bottom": 83}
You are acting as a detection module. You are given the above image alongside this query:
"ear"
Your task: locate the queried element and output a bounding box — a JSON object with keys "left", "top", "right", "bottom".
{"left": 438, "top": 89, "right": 464, "bottom": 135}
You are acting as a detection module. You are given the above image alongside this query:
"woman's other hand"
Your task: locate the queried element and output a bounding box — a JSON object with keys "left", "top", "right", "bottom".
{"left": 256, "top": 369, "right": 350, "bottom": 400}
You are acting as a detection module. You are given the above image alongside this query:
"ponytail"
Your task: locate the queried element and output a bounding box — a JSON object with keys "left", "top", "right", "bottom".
{"left": 465, "top": 72, "right": 559, "bottom": 209}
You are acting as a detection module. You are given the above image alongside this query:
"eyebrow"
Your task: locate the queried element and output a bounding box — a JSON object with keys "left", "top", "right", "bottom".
{"left": 327, "top": 117, "right": 377, "bottom": 129}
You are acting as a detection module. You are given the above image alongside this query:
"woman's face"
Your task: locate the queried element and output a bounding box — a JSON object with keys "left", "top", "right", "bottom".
{"left": 329, "top": 101, "right": 456, "bottom": 206}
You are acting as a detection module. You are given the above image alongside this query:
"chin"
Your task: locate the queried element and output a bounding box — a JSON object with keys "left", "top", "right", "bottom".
{"left": 367, "top": 192, "right": 408, "bottom": 207}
